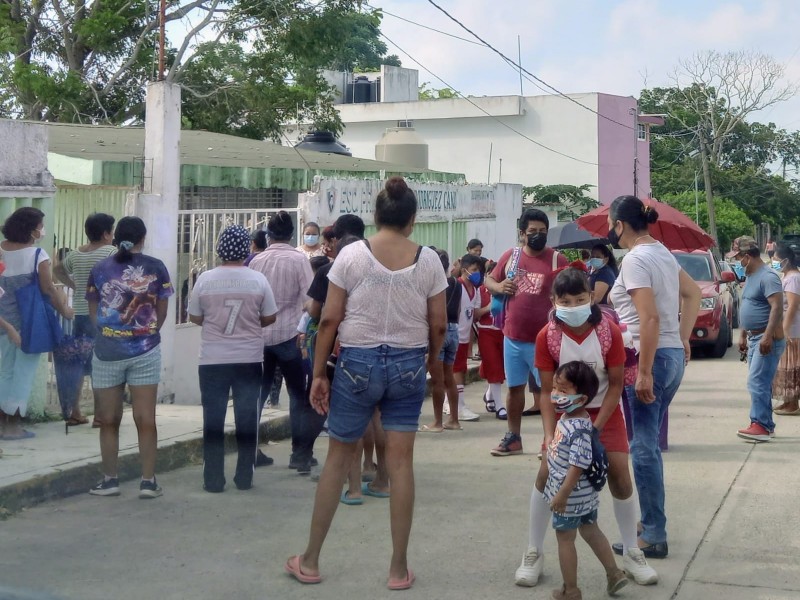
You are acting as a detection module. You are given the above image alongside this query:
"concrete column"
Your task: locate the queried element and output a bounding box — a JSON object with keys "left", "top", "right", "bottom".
{"left": 139, "top": 81, "right": 181, "bottom": 403}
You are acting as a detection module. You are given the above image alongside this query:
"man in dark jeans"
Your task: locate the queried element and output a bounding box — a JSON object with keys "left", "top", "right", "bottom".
{"left": 249, "top": 211, "right": 319, "bottom": 473}
{"left": 188, "top": 225, "right": 277, "bottom": 491}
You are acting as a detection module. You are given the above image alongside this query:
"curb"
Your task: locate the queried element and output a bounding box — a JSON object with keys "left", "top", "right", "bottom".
{"left": 0, "top": 415, "right": 291, "bottom": 517}
{"left": 0, "top": 365, "right": 481, "bottom": 516}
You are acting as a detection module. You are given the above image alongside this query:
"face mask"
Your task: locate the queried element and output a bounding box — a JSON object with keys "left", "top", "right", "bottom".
{"left": 304, "top": 234, "right": 319, "bottom": 246}
{"left": 551, "top": 392, "right": 585, "bottom": 414}
{"left": 555, "top": 303, "right": 592, "bottom": 328}
{"left": 586, "top": 257, "right": 603, "bottom": 270}
{"left": 607, "top": 223, "right": 621, "bottom": 249}
{"left": 35, "top": 227, "right": 45, "bottom": 240}
{"left": 526, "top": 232, "right": 547, "bottom": 252}
{"left": 772, "top": 260, "right": 782, "bottom": 270}
{"left": 467, "top": 271, "right": 482, "bottom": 286}
{"left": 780, "top": 259, "right": 789, "bottom": 272}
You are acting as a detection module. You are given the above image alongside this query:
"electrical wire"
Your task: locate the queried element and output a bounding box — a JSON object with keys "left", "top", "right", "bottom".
{"left": 424, "top": 0, "right": 637, "bottom": 131}
{"left": 379, "top": 32, "right": 598, "bottom": 166}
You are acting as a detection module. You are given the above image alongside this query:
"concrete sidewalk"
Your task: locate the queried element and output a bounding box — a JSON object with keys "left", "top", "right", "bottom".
{"left": 3, "top": 345, "right": 800, "bottom": 599}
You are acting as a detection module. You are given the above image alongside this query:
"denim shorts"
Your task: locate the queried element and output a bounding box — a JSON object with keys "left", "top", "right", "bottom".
{"left": 327, "top": 345, "right": 428, "bottom": 443}
{"left": 92, "top": 346, "right": 161, "bottom": 389}
{"left": 438, "top": 323, "right": 459, "bottom": 365}
{"left": 504, "top": 337, "right": 540, "bottom": 388}
{"left": 552, "top": 508, "right": 598, "bottom": 531}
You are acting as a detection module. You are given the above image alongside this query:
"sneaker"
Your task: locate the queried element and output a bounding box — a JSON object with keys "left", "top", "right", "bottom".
{"left": 606, "top": 568, "right": 629, "bottom": 596}
{"left": 295, "top": 461, "right": 312, "bottom": 475}
{"left": 622, "top": 548, "right": 658, "bottom": 585}
{"left": 89, "top": 478, "right": 120, "bottom": 497}
{"left": 737, "top": 422, "right": 770, "bottom": 442}
{"left": 491, "top": 432, "right": 523, "bottom": 456}
{"left": 139, "top": 478, "right": 163, "bottom": 499}
{"left": 255, "top": 449, "right": 274, "bottom": 467}
{"left": 459, "top": 407, "right": 480, "bottom": 422}
{"left": 514, "top": 547, "right": 543, "bottom": 587}
{"left": 289, "top": 456, "right": 318, "bottom": 469}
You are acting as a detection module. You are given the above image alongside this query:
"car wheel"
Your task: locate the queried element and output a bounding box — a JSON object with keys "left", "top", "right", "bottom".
{"left": 711, "top": 311, "right": 730, "bottom": 358}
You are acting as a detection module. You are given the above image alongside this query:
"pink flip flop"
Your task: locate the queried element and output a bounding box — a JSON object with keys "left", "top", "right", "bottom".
{"left": 387, "top": 569, "right": 415, "bottom": 590}
{"left": 284, "top": 555, "right": 322, "bottom": 584}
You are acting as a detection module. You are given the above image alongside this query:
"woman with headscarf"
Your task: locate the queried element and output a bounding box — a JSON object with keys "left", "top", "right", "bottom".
{"left": 86, "top": 217, "right": 173, "bottom": 499}
{"left": 188, "top": 225, "right": 278, "bottom": 492}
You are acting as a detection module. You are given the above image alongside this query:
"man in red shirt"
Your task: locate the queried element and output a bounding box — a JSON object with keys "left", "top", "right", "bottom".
{"left": 485, "top": 209, "right": 567, "bottom": 456}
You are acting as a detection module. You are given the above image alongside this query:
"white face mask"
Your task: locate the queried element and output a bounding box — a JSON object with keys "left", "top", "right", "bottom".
{"left": 36, "top": 227, "right": 46, "bottom": 240}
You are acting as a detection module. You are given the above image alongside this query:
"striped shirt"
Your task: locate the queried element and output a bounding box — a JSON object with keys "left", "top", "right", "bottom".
{"left": 64, "top": 245, "right": 117, "bottom": 315}
{"left": 248, "top": 243, "right": 314, "bottom": 346}
{"left": 544, "top": 416, "right": 598, "bottom": 516}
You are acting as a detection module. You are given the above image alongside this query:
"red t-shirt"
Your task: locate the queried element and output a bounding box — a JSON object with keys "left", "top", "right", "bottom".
{"left": 534, "top": 320, "right": 626, "bottom": 372}
{"left": 491, "top": 247, "right": 568, "bottom": 342}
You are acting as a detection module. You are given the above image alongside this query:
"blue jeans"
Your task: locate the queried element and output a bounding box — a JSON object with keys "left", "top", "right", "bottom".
{"left": 626, "top": 346, "right": 685, "bottom": 545}
{"left": 199, "top": 363, "right": 262, "bottom": 490}
{"left": 747, "top": 334, "right": 786, "bottom": 432}
{"left": 260, "top": 336, "right": 325, "bottom": 464}
{"left": 327, "top": 345, "right": 427, "bottom": 443}
{"left": 0, "top": 335, "right": 43, "bottom": 418}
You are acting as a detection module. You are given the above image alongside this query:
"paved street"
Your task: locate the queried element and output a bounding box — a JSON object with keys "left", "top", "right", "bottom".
{"left": 3, "top": 344, "right": 800, "bottom": 600}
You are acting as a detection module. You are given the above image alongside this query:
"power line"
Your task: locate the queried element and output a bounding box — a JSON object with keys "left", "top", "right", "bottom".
{"left": 379, "top": 32, "right": 598, "bottom": 166}
{"left": 371, "top": 5, "right": 484, "bottom": 46}
{"left": 424, "top": 0, "right": 637, "bottom": 132}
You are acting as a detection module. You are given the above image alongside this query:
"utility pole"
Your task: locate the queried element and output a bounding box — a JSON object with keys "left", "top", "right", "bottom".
{"left": 630, "top": 107, "right": 639, "bottom": 197}
{"left": 158, "top": 0, "right": 166, "bottom": 81}
{"left": 694, "top": 169, "right": 700, "bottom": 223}
{"left": 517, "top": 36, "right": 524, "bottom": 96}
{"left": 699, "top": 132, "right": 718, "bottom": 245}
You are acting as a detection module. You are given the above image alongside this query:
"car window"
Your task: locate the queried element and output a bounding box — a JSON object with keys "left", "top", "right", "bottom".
{"left": 674, "top": 254, "right": 712, "bottom": 281}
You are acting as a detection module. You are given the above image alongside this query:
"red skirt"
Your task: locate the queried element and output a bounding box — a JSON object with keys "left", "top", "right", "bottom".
{"left": 477, "top": 327, "right": 505, "bottom": 383}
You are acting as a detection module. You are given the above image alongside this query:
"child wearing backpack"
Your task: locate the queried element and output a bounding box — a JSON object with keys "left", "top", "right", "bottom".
{"left": 545, "top": 360, "right": 627, "bottom": 600}
{"left": 515, "top": 267, "right": 658, "bottom": 591}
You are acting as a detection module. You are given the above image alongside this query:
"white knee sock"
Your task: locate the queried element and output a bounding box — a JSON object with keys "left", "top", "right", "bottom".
{"left": 489, "top": 383, "right": 503, "bottom": 405}
{"left": 613, "top": 495, "right": 639, "bottom": 553}
{"left": 457, "top": 385, "right": 465, "bottom": 412}
{"left": 528, "top": 487, "right": 550, "bottom": 551}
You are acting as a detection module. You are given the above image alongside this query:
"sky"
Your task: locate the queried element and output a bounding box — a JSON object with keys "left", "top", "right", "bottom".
{"left": 369, "top": 0, "right": 800, "bottom": 132}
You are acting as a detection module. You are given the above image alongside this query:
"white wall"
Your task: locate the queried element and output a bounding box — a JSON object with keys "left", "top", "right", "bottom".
{"left": 336, "top": 94, "right": 600, "bottom": 196}
{"left": 174, "top": 325, "right": 201, "bottom": 404}
{"left": 380, "top": 65, "right": 419, "bottom": 103}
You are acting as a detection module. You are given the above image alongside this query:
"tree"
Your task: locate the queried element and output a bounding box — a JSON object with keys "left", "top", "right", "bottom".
{"left": 418, "top": 83, "right": 458, "bottom": 100}
{"left": 660, "top": 51, "right": 796, "bottom": 243}
{"left": 661, "top": 191, "right": 753, "bottom": 251}
{"left": 522, "top": 184, "right": 598, "bottom": 222}
{"left": 0, "top": 1, "right": 390, "bottom": 138}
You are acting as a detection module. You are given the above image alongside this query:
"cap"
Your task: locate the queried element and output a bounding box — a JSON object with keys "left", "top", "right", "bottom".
{"left": 726, "top": 235, "right": 758, "bottom": 259}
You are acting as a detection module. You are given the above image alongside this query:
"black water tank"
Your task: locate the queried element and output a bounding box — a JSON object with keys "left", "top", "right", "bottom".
{"left": 295, "top": 131, "right": 352, "bottom": 156}
{"left": 353, "top": 75, "right": 372, "bottom": 103}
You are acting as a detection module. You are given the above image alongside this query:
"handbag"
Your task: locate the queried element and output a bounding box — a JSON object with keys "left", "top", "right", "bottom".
{"left": 585, "top": 427, "right": 609, "bottom": 491}
{"left": 15, "top": 247, "right": 63, "bottom": 354}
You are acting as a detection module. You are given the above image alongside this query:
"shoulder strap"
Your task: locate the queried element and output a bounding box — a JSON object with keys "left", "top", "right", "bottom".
{"left": 545, "top": 321, "right": 562, "bottom": 365}
{"left": 363, "top": 239, "right": 371, "bottom": 251}
{"left": 32, "top": 247, "right": 42, "bottom": 281}
{"left": 413, "top": 245, "right": 423, "bottom": 264}
{"left": 552, "top": 249, "right": 560, "bottom": 270}
{"left": 507, "top": 246, "right": 522, "bottom": 277}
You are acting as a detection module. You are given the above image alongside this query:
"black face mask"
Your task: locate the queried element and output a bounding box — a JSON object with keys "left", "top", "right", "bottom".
{"left": 526, "top": 232, "right": 547, "bottom": 252}
{"left": 607, "top": 225, "right": 621, "bottom": 249}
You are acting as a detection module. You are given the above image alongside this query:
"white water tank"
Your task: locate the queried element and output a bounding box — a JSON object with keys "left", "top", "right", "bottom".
{"left": 375, "top": 124, "right": 429, "bottom": 169}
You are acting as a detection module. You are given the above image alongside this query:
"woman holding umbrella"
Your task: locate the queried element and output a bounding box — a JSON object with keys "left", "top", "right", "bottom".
{"left": 605, "top": 196, "right": 701, "bottom": 560}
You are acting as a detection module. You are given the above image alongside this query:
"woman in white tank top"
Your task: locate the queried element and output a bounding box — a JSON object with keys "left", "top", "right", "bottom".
{"left": 285, "top": 177, "right": 447, "bottom": 591}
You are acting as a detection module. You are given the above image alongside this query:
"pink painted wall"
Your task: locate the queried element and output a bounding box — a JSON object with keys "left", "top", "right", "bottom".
{"left": 596, "top": 94, "right": 652, "bottom": 204}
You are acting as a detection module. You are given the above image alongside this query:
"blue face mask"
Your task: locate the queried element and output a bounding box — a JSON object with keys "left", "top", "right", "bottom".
{"left": 304, "top": 234, "right": 319, "bottom": 246}
{"left": 555, "top": 303, "right": 592, "bottom": 328}
{"left": 467, "top": 271, "right": 482, "bottom": 286}
{"left": 551, "top": 392, "right": 585, "bottom": 414}
{"left": 586, "top": 257, "right": 603, "bottom": 270}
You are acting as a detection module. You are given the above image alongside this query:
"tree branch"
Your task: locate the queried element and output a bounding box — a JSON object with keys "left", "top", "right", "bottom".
{"left": 167, "top": 0, "right": 223, "bottom": 82}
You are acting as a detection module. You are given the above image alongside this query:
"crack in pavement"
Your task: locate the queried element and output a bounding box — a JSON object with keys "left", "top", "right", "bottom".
{"left": 670, "top": 441, "right": 758, "bottom": 599}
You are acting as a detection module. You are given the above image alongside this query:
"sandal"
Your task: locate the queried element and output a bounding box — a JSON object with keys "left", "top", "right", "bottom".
{"left": 66, "top": 416, "right": 89, "bottom": 426}
{"left": 483, "top": 390, "right": 496, "bottom": 413}
{"left": 495, "top": 407, "right": 508, "bottom": 421}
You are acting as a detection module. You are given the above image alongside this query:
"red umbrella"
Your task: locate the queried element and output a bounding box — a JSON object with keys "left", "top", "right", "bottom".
{"left": 575, "top": 198, "right": 715, "bottom": 251}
